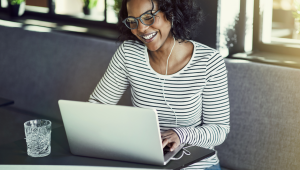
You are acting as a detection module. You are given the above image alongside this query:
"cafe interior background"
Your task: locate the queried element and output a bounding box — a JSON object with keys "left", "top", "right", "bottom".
{"left": 0, "top": 0, "right": 299, "bottom": 169}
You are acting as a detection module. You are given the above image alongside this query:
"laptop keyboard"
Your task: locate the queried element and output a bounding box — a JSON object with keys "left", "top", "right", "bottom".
{"left": 163, "top": 146, "right": 171, "bottom": 155}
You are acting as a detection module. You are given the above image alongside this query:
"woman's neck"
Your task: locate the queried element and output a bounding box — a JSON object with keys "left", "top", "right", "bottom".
{"left": 148, "top": 34, "right": 176, "bottom": 64}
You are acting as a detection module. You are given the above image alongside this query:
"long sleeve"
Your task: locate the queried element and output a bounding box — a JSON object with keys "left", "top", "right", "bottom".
{"left": 173, "top": 51, "right": 230, "bottom": 148}
{"left": 89, "top": 43, "right": 129, "bottom": 105}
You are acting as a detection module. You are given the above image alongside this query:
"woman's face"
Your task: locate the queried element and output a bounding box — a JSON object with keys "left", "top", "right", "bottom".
{"left": 127, "top": 0, "right": 172, "bottom": 52}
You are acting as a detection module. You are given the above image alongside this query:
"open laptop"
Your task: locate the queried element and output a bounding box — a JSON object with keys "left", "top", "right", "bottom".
{"left": 58, "top": 100, "right": 185, "bottom": 166}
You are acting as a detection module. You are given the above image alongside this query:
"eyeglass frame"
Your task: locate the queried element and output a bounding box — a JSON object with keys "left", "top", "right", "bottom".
{"left": 122, "top": 9, "right": 161, "bottom": 30}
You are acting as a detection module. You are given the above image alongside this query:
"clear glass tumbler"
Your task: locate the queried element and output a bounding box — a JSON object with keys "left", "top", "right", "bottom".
{"left": 24, "top": 119, "right": 51, "bottom": 157}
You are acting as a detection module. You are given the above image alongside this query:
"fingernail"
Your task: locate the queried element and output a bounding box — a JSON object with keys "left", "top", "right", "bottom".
{"left": 171, "top": 149, "right": 173, "bottom": 151}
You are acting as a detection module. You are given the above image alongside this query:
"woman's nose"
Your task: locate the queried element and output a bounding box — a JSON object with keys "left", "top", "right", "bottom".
{"left": 137, "top": 19, "right": 149, "bottom": 32}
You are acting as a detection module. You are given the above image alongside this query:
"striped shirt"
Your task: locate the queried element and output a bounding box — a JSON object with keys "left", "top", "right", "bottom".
{"left": 89, "top": 40, "right": 230, "bottom": 169}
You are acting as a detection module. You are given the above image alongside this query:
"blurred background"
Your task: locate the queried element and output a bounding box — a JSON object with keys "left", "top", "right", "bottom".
{"left": 0, "top": 0, "right": 300, "bottom": 59}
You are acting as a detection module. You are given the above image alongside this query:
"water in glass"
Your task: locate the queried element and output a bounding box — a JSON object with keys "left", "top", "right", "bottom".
{"left": 24, "top": 119, "right": 51, "bottom": 157}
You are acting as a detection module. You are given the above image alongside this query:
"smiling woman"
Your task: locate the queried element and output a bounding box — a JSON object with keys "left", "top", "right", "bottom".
{"left": 88, "top": 0, "right": 230, "bottom": 170}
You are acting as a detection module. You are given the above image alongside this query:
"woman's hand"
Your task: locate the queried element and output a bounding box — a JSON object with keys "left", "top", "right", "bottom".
{"left": 161, "top": 130, "right": 180, "bottom": 152}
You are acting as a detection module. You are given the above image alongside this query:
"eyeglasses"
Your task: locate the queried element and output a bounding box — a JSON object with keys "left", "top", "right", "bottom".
{"left": 122, "top": 10, "right": 160, "bottom": 30}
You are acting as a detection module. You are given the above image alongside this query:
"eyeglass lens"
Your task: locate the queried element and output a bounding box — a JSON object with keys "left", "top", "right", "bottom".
{"left": 125, "top": 13, "right": 154, "bottom": 29}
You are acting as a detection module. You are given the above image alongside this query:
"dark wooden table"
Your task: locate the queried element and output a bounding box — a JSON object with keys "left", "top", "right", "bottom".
{"left": 0, "top": 126, "right": 215, "bottom": 170}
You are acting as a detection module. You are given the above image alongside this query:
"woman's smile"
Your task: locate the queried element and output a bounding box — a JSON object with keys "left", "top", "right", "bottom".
{"left": 140, "top": 31, "right": 158, "bottom": 43}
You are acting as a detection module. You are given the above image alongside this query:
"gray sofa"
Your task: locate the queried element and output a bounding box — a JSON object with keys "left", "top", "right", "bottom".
{"left": 0, "top": 25, "right": 299, "bottom": 170}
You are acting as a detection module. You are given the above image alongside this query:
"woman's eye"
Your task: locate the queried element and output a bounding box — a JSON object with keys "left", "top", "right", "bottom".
{"left": 143, "top": 15, "right": 153, "bottom": 20}
{"left": 127, "top": 19, "right": 135, "bottom": 23}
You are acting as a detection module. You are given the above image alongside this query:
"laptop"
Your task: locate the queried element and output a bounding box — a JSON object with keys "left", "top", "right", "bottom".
{"left": 58, "top": 100, "right": 185, "bottom": 166}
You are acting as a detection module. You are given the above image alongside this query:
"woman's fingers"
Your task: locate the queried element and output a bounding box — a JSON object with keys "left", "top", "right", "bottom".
{"left": 162, "top": 138, "right": 170, "bottom": 148}
{"left": 162, "top": 138, "right": 179, "bottom": 151}
{"left": 170, "top": 142, "right": 180, "bottom": 152}
{"left": 161, "top": 131, "right": 176, "bottom": 140}
{"left": 161, "top": 133, "right": 172, "bottom": 140}
{"left": 161, "top": 130, "right": 180, "bottom": 151}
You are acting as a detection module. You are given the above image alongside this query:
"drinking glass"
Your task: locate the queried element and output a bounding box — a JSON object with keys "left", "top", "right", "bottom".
{"left": 24, "top": 119, "right": 51, "bottom": 157}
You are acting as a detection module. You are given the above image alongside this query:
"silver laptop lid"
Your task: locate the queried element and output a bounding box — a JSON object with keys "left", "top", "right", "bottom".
{"left": 58, "top": 100, "right": 166, "bottom": 165}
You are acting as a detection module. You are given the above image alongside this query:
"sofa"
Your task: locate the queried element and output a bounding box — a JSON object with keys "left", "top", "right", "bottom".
{"left": 0, "top": 25, "right": 299, "bottom": 170}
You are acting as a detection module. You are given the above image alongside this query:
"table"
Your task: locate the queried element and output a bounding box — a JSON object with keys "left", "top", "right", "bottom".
{"left": 0, "top": 126, "right": 215, "bottom": 170}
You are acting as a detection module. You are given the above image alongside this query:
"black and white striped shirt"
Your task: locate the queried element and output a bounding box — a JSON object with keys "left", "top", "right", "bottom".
{"left": 89, "top": 40, "right": 230, "bottom": 169}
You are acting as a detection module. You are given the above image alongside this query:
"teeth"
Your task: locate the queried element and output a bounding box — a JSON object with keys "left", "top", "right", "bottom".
{"left": 143, "top": 32, "right": 156, "bottom": 40}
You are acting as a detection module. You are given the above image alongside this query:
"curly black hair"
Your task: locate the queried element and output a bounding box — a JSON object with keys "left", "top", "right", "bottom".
{"left": 117, "top": 0, "right": 204, "bottom": 43}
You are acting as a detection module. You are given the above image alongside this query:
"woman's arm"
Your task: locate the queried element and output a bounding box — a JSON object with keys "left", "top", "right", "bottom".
{"left": 173, "top": 52, "right": 230, "bottom": 148}
{"left": 89, "top": 43, "right": 129, "bottom": 105}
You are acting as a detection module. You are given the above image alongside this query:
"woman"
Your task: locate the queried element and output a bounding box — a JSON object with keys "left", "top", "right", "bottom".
{"left": 89, "top": 0, "right": 230, "bottom": 169}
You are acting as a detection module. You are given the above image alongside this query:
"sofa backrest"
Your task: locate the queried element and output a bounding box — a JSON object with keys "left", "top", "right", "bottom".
{"left": 216, "top": 59, "right": 300, "bottom": 170}
{"left": 0, "top": 26, "right": 131, "bottom": 122}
